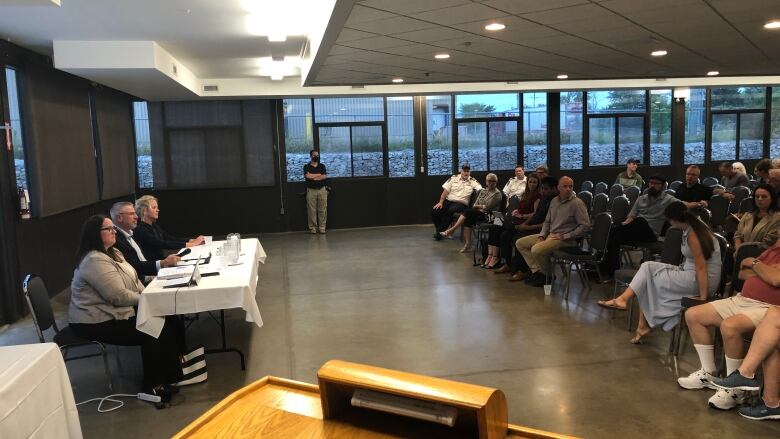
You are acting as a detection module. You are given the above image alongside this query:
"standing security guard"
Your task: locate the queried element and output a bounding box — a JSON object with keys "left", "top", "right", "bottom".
{"left": 431, "top": 164, "right": 482, "bottom": 240}
{"left": 304, "top": 149, "right": 328, "bottom": 234}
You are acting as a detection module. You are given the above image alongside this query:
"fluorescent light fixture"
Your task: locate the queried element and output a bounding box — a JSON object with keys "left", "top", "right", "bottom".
{"left": 268, "top": 34, "right": 287, "bottom": 42}
{"left": 257, "top": 56, "right": 300, "bottom": 79}
{"left": 392, "top": 78, "right": 404, "bottom": 83}
{"left": 557, "top": 74, "right": 568, "bottom": 79}
{"left": 651, "top": 50, "right": 668, "bottom": 57}
{"left": 764, "top": 20, "right": 780, "bottom": 29}
{"left": 707, "top": 71, "right": 720, "bottom": 76}
{"left": 271, "top": 75, "right": 284, "bottom": 80}
{"left": 244, "top": 0, "right": 332, "bottom": 40}
{"left": 434, "top": 53, "right": 450, "bottom": 59}
{"left": 673, "top": 88, "right": 690, "bottom": 101}
{"left": 484, "top": 22, "right": 506, "bottom": 31}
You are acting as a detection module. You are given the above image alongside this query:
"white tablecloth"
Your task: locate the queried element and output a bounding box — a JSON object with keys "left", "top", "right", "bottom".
{"left": 0, "top": 343, "right": 83, "bottom": 439}
{"left": 136, "top": 238, "right": 266, "bottom": 338}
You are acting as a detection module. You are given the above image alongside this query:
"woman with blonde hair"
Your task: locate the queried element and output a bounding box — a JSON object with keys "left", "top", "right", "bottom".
{"left": 440, "top": 174, "right": 502, "bottom": 254}
{"left": 133, "top": 195, "right": 204, "bottom": 261}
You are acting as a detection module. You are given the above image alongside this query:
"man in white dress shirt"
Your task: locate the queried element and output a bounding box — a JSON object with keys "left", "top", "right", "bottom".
{"left": 110, "top": 201, "right": 179, "bottom": 279}
{"left": 503, "top": 165, "right": 527, "bottom": 209}
{"left": 432, "top": 165, "right": 482, "bottom": 240}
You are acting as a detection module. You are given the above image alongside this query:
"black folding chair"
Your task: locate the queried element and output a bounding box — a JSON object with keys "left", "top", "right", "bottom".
{"left": 702, "top": 176, "right": 719, "bottom": 187}
{"left": 739, "top": 197, "right": 755, "bottom": 213}
{"left": 594, "top": 182, "right": 608, "bottom": 195}
{"left": 729, "top": 186, "right": 751, "bottom": 214}
{"left": 708, "top": 194, "right": 731, "bottom": 232}
{"left": 23, "top": 274, "right": 114, "bottom": 392}
{"left": 581, "top": 180, "right": 594, "bottom": 193}
{"left": 577, "top": 191, "right": 593, "bottom": 217}
{"left": 551, "top": 212, "right": 612, "bottom": 301}
{"left": 624, "top": 186, "right": 640, "bottom": 208}
{"left": 608, "top": 184, "right": 624, "bottom": 205}
{"left": 610, "top": 195, "right": 630, "bottom": 225}
{"left": 592, "top": 193, "right": 609, "bottom": 217}
{"left": 669, "top": 180, "right": 682, "bottom": 191}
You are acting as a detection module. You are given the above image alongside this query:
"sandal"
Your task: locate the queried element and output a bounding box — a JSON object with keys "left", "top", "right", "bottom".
{"left": 630, "top": 328, "right": 652, "bottom": 344}
{"left": 597, "top": 299, "right": 627, "bottom": 311}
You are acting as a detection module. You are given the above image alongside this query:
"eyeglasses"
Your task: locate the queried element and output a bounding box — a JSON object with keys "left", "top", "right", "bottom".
{"left": 100, "top": 227, "right": 116, "bottom": 233}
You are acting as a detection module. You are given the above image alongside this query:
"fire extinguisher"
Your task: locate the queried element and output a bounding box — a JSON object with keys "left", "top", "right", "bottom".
{"left": 19, "top": 187, "right": 30, "bottom": 219}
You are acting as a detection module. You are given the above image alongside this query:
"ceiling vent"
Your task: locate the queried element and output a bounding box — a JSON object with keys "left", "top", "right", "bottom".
{"left": 172, "top": 64, "right": 178, "bottom": 76}
{"left": 203, "top": 85, "right": 219, "bottom": 92}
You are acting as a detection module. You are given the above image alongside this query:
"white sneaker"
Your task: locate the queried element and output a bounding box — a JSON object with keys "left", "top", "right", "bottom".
{"left": 708, "top": 388, "right": 749, "bottom": 410}
{"left": 677, "top": 368, "right": 717, "bottom": 390}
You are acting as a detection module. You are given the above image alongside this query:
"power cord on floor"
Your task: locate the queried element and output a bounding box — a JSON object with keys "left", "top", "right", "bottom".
{"left": 76, "top": 393, "right": 137, "bottom": 413}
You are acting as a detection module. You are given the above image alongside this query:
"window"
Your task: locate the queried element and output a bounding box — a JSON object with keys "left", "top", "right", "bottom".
{"left": 711, "top": 87, "right": 765, "bottom": 111}
{"left": 684, "top": 88, "right": 706, "bottom": 164}
{"left": 523, "top": 92, "right": 547, "bottom": 170}
{"left": 587, "top": 90, "right": 645, "bottom": 114}
{"left": 618, "top": 117, "right": 643, "bottom": 164}
{"left": 772, "top": 87, "right": 780, "bottom": 159}
{"left": 426, "top": 95, "right": 452, "bottom": 175}
{"left": 314, "top": 97, "right": 383, "bottom": 123}
{"left": 318, "top": 125, "right": 384, "bottom": 178}
{"left": 457, "top": 122, "right": 486, "bottom": 171}
{"left": 456, "top": 120, "right": 517, "bottom": 172}
{"left": 284, "top": 98, "right": 313, "bottom": 182}
{"left": 589, "top": 118, "right": 615, "bottom": 166}
{"left": 387, "top": 97, "right": 414, "bottom": 177}
{"left": 649, "top": 89, "right": 672, "bottom": 166}
{"left": 132, "top": 101, "right": 152, "bottom": 188}
{"left": 455, "top": 93, "right": 518, "bottom": 118}
{"left": 710, "top": 87, "right": 766, "bottom": 162}
{"left": 560, "top": 91, "right": 583, "bottom": 169}
{"left": 5, "top": 68, "right": 27, "bottom": 191}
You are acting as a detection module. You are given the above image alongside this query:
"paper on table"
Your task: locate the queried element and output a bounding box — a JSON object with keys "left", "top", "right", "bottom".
{"left": 157, "top": 265, "right": 194, "bottom": 280}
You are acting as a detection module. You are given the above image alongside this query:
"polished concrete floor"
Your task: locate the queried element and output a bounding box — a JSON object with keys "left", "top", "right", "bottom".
{"left": 2, "top": 225, "right": 779, "bottom": 438}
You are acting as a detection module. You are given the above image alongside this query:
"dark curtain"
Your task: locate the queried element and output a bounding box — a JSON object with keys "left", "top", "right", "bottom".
{"left": 95, "top": 88, "right": 136, "bottom": 199}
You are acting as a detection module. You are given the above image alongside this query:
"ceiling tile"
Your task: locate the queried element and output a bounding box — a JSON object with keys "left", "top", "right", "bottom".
{"left": 336, "top": 28, "right": 378, "bottom": 43}
{"left": 482, "top": 0, "right": 590, "bottom": 14}
{"left": 345, "top": 5, "right": 397, "bottom": 25}
{"left": 349, "top": 16, "right": 438, "bottom": 35}
{"left": 357, "top": 0, "right": 472, "bottom": 15}
{"left": 339, "top": 35, "right": 414, "bottom": 50}
{"left": 411, "top": 3, "right": 507, "bottom": 26}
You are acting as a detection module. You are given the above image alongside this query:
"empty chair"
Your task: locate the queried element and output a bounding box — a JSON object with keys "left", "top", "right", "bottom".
{"left": 577, "top": 191, "right": 593, "bottom": 217}
{"left": 609, "top": 184, "right": 624, "bottom": 200}
{"left": 551, "top": 212, "right": 613, "bottom": 300}
{"left": 739, "top": 197, "right": 755, "bottom": 213}
{"left": 581, "top": 180, "right": 594, "bottom": 193}
{"left": 624, "top": 186, "right": 640, "bottom": 207}
{"left": 23, "top": 274, "right": 114, "bottom": 391}
{"left": 702, "top": 176, "right": 719, "bottom": 187}
{"left": 708, "top": 194, "right": 731, "bottom": 231}
{"left": 669, "top": 180, "right": 682, "bottom": 191}
{"left": 610, "top": 195, "right": 630, "bottom": 225}
{"left": 594, "top": 182, "right": 608, "bottom": 195}
{"left": 664, "top": 189, "right": 676, "bottom": 196}
{"left": 747, "top": 179, "right": 759, "bottom": 191}
{"left": 694, "top": 208, "right": 711, "bottom": 224}
{"left": 729, "top": 186, "right": 751, "bottom": 214}
{"left": 592, "top": 193, "right": 609, "bottom": 217}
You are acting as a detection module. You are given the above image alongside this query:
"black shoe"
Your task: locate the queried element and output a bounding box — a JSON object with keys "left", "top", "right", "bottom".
{"left": 433, "top": 232, "right": 443, "bottom": 241}
{"left": 525, "top": 272, "right": 547, "bottom": 287}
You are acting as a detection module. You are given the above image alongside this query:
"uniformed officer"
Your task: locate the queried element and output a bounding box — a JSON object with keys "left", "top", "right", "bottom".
{"left": 432, "top": 164, "right": 482, "bottom": 240}
{"left": 502, "top": 165, "right": 527, "bottom": 208}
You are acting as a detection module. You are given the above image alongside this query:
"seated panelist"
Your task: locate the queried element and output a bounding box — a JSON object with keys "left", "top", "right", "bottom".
{"left": 110, "top": 201, "right": 180, "bottom": 280}
{"left": 68, "top": 214, "right": 185, "bottom": 393}
{"left": 133, "top": 195, "right": 205, "bottom": 261}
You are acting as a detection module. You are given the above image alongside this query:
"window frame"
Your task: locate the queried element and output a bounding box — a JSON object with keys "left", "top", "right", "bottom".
{"left": 583, "top": 89, "right": 651, "bottom": 168}
{"left": 313, "top": 121, "right": 387, "bottom": 179}
{"left": 707, "top": 87, "right": 769, "bottom": 162}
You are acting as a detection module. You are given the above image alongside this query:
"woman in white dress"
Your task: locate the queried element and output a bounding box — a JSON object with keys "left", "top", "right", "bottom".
{"left": 598, "top": 202, "right": 721, "bottom": 343}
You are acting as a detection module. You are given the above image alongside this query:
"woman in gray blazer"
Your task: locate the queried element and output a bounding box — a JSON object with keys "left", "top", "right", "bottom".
{"left": 734, "top": 185, "right": 780, "bottom": 250}
{"left": 69, "top": 214, "right": 183, "bottom": 393}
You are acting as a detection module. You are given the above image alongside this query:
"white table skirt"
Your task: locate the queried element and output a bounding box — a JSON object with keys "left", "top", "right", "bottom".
{"left": 0, "top": 343, "right": 83, "bottom": 439}
{"left": 136, "top": 238, "right": 266, "bottom": 338}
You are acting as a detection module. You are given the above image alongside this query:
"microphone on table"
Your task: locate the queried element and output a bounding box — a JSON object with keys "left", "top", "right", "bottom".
{"left": 176, "top": 248, "right": 192, "bottom": 257}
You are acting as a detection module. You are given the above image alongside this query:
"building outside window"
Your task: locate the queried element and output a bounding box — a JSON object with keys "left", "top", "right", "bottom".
{"left": 387, "top": 96, "right": 414, "bottom": 177}
{"left": 132, "top": 101, "right": 153, "bottom": 188}
{"left": 684, "top": 88, "right": 706, "bottom": 164}
{"left": 523, "top": 92, "right": 547, "bottom": 170}
{"left": 426, "top": 95, "right": 453, "bottom": 175}
{"left": 5, "top": 68, "right": 28, "bottom": 192}
{"left": 586, "top": 89, "right": 646, "bottom": 167}
{"left": 454, "top": 93, "right": 520, "bottom": 171}
{"left": 710, "top": 87, "right": 766, "bottom": 161}
{"left": 560, "top": 91, "right": 583, "bottom": 169}
{"left": 649, "top": 89, "right": 672, "bottom": 166}
{"left": 283, "top": 98, "right": 313, "bottom": 182}
{"left": 772, "top": 87, "right": 780, "bottom": 159}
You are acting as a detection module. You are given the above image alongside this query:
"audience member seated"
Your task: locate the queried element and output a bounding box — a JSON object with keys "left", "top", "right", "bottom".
{"left": 674, "top": 165, "right": 714, "bottom": 209}
{"left": 712, "top": 307, "right": 780, "bottom": 420}
{"left": 68, "top": 215, "right": 185, "bottom": 394}
{"left": 601, "top": 175, "right": 677, "bottom": 273}
{"left": 431, "top": 165, "right": 482, "bottom": 241}
{"left": 487, "top": 173, "right": 541, "bottom": 270}
{"left": 440, "top": 174, "right": 502, "bottom": 254}
{"left": 614, "top": 158, "right": 644, "bottom": 189}
{"left": 598, "top": 202, "right": 721, "bottom": 344}
{"left": 714, "top": 161, "right": 749, "bottom": 201}
{"left": 110, "top": 201, "right": 180, "bottom": 281}
{"left": 515, "top": 176, "right": 590, "bottom": 287}
{"left": 133, "top": 195, "right": 205, "bottom": 261}
{"left": 678, "top": 239, "right": 780, "bottom": 410}
{"left": 502, "top": 165, "right": 527, "bottom": 203}
{"left": 733, "top": 185, "right": 780, "bottom": 251}
{"left": 732, "top": 161, "right": 748, "bottom": 176}
{"left": 494, "top": 176, "right": 558, "bottom": 281}
{"left": 770, "top": 168, "right": 780, "bottom": 196}
{"left": 534, "top": 165, "right": 550, "bottom": 180}
{"left": 755, "top": 158, "right": 773, "bottom": 185}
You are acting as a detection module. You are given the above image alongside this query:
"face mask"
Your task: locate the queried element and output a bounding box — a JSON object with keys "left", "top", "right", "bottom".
{"left": 311, "top": 155, "right": 319, "bottom": 162}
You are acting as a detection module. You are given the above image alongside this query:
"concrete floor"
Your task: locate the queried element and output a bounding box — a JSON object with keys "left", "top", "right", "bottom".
{"left": 2, "top": 225, "right": 779, "bottom": 438}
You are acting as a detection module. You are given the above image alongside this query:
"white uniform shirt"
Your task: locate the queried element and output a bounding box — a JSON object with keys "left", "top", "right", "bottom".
{"left": 442, "top": 175, "right": 482, "bottom": 205}
{"left": 503, "top": 176, "right": 526, "bottom": 199}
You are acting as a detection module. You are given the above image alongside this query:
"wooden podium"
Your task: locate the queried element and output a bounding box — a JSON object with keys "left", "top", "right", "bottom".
{"left": 174, "top": 360, "right": 576, "bottom": 439}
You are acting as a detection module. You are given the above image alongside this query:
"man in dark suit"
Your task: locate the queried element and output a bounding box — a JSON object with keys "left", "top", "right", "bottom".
{"left": 110, "top": 201, "right": 180, "bottom": 279}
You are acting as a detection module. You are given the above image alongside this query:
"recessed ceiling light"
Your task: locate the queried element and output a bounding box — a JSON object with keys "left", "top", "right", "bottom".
{"left": 268, "top": 34, "right": 287, "bottom": 42}
{"left": 707, "top": 71, "right": 720, "bottom": 76}
{"left": 434, "top": 53, "right": 450, "bottom": 59}
{"left": 270, "top": 75, "right": 283, "bottom": 80}
{"left": 557, "top": 74, "right": 568, "bottom": 79}
{"left": 651, "top": 50, "right": 668, "bottom": 57}
{"left": 392, "top": 78, "right": 404, "bottom": 83}
{"left": 484, "top": 22, "right": 506, "bottom": 31}
{"left": 764, "top": 20, "right": 780, "bottom": 29}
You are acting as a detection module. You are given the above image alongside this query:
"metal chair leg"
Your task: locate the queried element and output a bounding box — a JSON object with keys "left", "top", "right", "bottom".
{"left": 627, "top": 296, "right": 635, "bottom": 331}
{"left": 564, "top": 261, "right": 573, "bottom": 301}
{"left": 100, "top": 343, "right": 114, "bottom": 392}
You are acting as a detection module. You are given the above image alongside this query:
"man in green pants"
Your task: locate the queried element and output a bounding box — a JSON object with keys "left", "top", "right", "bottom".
{"left": 304, "top": 149, "right": 328, "bottom": 234}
